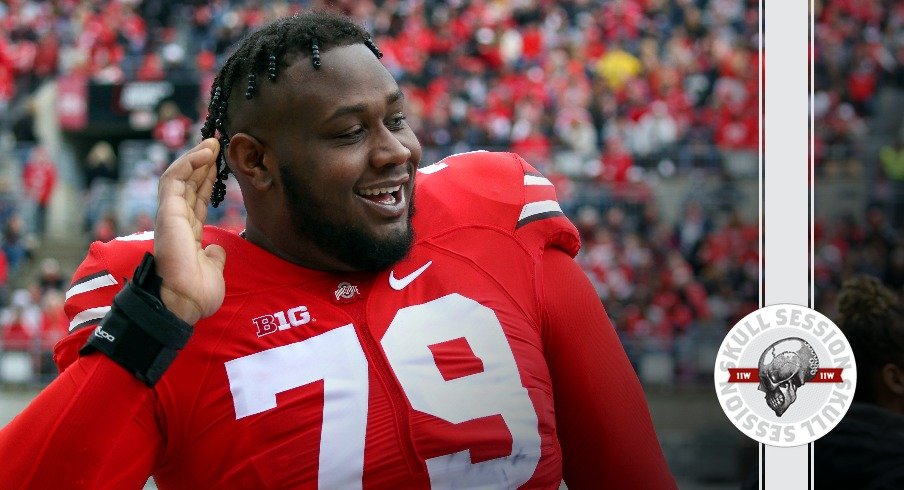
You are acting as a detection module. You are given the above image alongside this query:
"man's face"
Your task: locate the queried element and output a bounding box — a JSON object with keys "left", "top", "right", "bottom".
{"left": 248, "top": 44, "right": 422, "bottom": 271}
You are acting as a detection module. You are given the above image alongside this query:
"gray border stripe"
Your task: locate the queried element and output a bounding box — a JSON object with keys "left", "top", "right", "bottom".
{"left": 762, "top": 0, "right": 812, "bottom": 486}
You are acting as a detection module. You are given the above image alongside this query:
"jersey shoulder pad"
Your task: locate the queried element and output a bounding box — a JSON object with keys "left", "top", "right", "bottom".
{"left": 56, "top": 227, "right": 238, "bottom": 371}
{"left": 57, "top": 232, "right": 157, "bottom": 371}
{"left": 416, "top": 151, "right": 580, "bottom": 256}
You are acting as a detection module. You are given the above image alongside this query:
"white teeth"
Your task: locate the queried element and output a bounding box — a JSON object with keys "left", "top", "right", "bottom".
{"left": 356, "top": 185, "right": 401, "bottom": 196}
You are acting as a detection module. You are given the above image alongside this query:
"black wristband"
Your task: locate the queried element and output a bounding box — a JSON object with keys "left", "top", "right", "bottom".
{"left": 80, "top": 252, "right": 193, "bottom": 386}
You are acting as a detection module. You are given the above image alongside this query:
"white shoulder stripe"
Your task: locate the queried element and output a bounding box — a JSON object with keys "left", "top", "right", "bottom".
{"left": 116, "top": 231, "right": 155, "bottom": 242}
{"left": 418, "top": 163, "right": 448, "bottom": 174}
{"left": 69, "top": 306, "right": 111, "bottom": 332}
{"left": 65, "top": 274, "right": 117, "bottom": 301}
{"left": 523, "top": 175, "right": 553, "bottom": 186}
{"left": 518, "top": 200, "right": 563, "bottom": 221}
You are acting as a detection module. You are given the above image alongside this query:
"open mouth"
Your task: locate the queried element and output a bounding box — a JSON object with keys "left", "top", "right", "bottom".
{"left": 355, "top": 185, "right": 402, "bottom": 206}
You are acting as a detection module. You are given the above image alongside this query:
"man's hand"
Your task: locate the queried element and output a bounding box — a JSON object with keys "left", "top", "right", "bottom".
{"left": 154, "top": 138, "right": 227, "bottom": 325}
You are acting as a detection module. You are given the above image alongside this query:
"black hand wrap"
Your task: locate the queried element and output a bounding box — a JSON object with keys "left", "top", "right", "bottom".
{"left": 80, "top": 252, "right": 194, "bottom": 386}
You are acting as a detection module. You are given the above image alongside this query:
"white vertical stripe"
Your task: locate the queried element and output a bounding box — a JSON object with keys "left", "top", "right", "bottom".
{"left": 68, "top": 306, "right": 111, "bottom": 332}
{"left": 523, "top": 175, "right": 552, "bottom": 186}
{"left": 65, "top": 274, "right": 117, "bottom": 301}
{"left": 765, "top": 0, "right": 807, "bottom": 314}
{"left": 763, "top": 0, "right": 810, "bottom": 486}
{"left": 517, "top": 200, "right": 562, "bottom": 221}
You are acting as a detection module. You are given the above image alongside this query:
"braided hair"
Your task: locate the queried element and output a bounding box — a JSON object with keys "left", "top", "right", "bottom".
{"left": 200, "top": 10, "right": 383, "bottom": 207}
{"left": 837, "top": 275, "right": 904, "bottom": 403}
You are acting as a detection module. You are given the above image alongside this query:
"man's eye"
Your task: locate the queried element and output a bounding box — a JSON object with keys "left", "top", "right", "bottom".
{"left": 338, "top": 126, "right": 365, "bottom": 139}
{"left": 387, "top": 114, "right": 407, "bottom": 130}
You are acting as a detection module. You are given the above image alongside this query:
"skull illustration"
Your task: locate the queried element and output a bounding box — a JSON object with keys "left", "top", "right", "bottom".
{"left": 757, "top": 338, "right": 819, "bottom": 417}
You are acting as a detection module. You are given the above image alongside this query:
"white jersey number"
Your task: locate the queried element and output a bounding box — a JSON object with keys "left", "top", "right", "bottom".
{"left": 225, "top": 294, "right": 540, "bottom": 489}
{"left": 224, "top": 325, "right": 369, "bottom": 489}
{"left": 382, "top": 294, "right": 540, "bottom": 489}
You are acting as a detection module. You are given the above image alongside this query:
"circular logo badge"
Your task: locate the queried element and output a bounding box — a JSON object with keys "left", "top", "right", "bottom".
{"left": 713, "top": 304, "right": 857, "bottom": 447}
{"left": 333, "top": 282, "right": 361, "bottom": 304}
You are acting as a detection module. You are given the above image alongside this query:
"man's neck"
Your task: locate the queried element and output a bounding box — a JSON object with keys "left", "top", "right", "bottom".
{"left": 241, "top": 224, "right": 358, "bottom": 273}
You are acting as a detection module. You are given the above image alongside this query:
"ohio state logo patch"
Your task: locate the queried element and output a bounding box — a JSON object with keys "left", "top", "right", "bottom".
{"left": 333, "top": 282, "right": 361, "bottom": 304}
{"left": 714, "top": 304, "right": 857, "bottom": 447}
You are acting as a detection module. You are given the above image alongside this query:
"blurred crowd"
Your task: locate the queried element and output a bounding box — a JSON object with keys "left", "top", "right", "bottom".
{"left": 2, "top": 0, "right": 764, "bottom": 172}
{"left": 814, "top": 0, "right": 904, "bottom": 175}
{"left": 0, "top": 0, "right": 901, "bottom": 385}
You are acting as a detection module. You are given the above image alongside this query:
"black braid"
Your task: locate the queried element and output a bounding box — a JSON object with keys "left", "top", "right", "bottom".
{"left": 268, "top": 53, "right": 278, "bottom": 80}
{"left": 311, "top": 30, "right": 321, "bottom": 69}
{"left": 200, "top": 10, "right": 384, "bottom": 208}
{"left": 200, "top": 83, "right": 220, "bottom": 140}
{"left": 267, "top": 23, "right": 285, "bottom": 82}
{"left": 245, "top": 73, "right": 256, "bottom": 99}
{"left": 364, "top": 36, "right": 383, "bottom": 59}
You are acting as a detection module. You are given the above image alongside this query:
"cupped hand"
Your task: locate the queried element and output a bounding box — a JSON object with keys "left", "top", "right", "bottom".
{"left": 154, "top": 138, "right": 227, "bottom": 324}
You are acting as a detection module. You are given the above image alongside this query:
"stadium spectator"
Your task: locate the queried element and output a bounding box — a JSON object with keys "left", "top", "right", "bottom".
{"left": 880, "top": 139, "right": 904, "bottom": 181}
{"left": 630, "top": 100, "right": 679, "bottom": 161}
{"left": 21, "top": 146, "right": 57, "bottom": 236}
{"left": 153, "top": 100, "right": 194, "bottom": 157}
{"left": 135, "top": 52, "right": 165, "bottom": 81}
{"left": 0, "top": 306, "right": 34, "bottom": 353}
{"left": 0, "top": 178, "right": 19, "bottom": 237}
{"left": 91, "top": 211, "right": 119, "bottom": 243}
{"left": 37, "top": 258, "right": 65, "bottom": 295}
{"left": 599, "top": 134, "right": 635, "bottom": 183}
{"left": 0, "top": 288, "right": 41, "bottom": 352}
{"left": 814, "top": 275, "right": 904, "bottom": 488}
{"left": 676, "top": 200, "right": 711, "bottom": 260}
{"left": 38, "top": 290, "right": 67, "bottom": 378}
{"left": 1, "top": 215, "right": 35, "bottom": 274}
{"left": 83, "top": 140, "right": 118, "bottom": 188}
{"left": 119, "top": 161, "right": 158, "bottom": 229}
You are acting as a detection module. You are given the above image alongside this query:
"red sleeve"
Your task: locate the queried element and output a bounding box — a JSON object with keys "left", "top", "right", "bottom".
{"left": 0, "top": 354, "right": 162, "bottom": 488}
{"left": 539, "top": 249, "right": 676, "bottom": 489}
{"left": 58, "top": 237, "right": 152, "bottom": 372}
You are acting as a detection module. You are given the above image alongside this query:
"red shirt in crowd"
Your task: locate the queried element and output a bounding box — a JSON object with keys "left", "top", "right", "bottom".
{"left": 154, "top": 114, "right": 194, "bottom": 152}
{"left": 23, "top": 148, "right": 58, "bottom": 206}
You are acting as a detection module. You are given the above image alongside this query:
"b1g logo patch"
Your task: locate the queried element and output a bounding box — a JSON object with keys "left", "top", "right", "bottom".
{"left": 714, "top": 304, "right": 857, "bottom": 447}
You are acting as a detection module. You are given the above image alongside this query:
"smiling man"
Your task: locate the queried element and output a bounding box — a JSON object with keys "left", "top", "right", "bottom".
{"left": 0, "top": 10, "right": 675, "bottom": 489}
{"left": 223, "top": 40, "right": 419, "bottom": 272}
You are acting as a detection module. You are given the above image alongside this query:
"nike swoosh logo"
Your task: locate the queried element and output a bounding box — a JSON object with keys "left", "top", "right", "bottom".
{"left": 389, "top": 261, "right": 433, "bottom": 290}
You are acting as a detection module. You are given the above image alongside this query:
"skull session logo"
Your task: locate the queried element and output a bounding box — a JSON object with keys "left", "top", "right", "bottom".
{"left": 714, "top": 304, "right": 856, "bottom": 447}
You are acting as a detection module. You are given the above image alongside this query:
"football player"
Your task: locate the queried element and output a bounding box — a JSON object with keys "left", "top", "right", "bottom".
{"left": 0, "top": 10, "right": 675, "bottom": 489}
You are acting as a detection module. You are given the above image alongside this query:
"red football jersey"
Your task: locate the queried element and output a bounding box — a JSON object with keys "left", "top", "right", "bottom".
{"left": 2, "top": 152, "right": 673, "bottom": 488}
{"left": 55, "top": 152, "right": 578, "bottom": 488}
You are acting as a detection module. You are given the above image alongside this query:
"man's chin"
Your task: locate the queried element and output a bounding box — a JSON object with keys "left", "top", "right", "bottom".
{"left": 293, "top": 190, "right": 416, "bottom": 271}
{"left": 343, "top": 226, "right": 414, "bottom": 271}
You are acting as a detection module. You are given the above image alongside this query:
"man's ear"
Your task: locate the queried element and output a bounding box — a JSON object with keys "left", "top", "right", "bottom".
{"left": 881, "top": 363, "right": 904, "bottom": 396}
{"left": 227, "top": 133, "right": 275, "bottom": 190}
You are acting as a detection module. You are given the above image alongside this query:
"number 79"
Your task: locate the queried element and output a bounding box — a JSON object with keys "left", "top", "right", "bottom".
{"left": 225, "top": 294, "right": 543, "bottom": 489}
